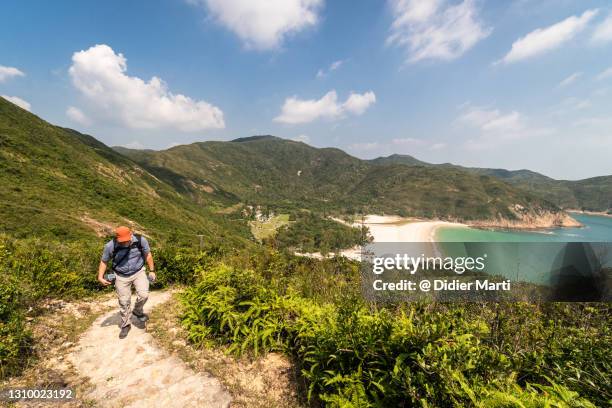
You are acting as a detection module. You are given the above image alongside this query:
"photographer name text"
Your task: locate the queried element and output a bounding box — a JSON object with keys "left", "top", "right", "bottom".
{"left": 373, "top": 279, "right": 511, "bottom": 292}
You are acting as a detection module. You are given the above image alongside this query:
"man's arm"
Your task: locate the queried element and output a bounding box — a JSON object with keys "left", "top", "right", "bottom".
{"left": 146, "top": 253, "right": 156, "bottom": 281}
{"left": 141, "top": 236, "right": 156, "bottom": 281}
{"left": 98, "top": 260, "right": 111, "bottom": 286}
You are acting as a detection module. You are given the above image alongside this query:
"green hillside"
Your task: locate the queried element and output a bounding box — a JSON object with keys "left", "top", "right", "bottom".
{"left": 0, "top": 96, "right": 249, "bottom": 242}
{"left": 344, "top": 164, "right": 558, "bottom": 220}
{"left": 116, "top": 136, "right": 371, "bottom": 211}
{"left": 372, "top": 155, "right": 612, "bottom": 212}
{"left": 117, "top": 135, "right": 567, "bottom": 223}
{"left": 465, "top": 168, "right": 611, "bottom": 211}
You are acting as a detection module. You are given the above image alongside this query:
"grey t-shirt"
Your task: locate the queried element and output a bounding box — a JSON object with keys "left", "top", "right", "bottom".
{"left": 101, "top": 235, "right": 151, "bottom": 276}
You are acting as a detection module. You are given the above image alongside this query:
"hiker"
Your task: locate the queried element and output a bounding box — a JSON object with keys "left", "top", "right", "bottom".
{"left": 98, "top": 226, "right": 156, "bottom": 338}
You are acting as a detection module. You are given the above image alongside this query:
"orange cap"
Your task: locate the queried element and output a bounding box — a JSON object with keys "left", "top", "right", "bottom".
{"left": 115, "top": 226, "right": 132, "bottom": 243}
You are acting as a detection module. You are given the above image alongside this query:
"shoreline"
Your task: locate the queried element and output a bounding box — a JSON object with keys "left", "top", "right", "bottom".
{"left": 568, "top": 209, "right": 612, "bottom": 219}
{"left": 337, "top": 216, "right": 467, "bottom": 261}
{"left": 298, "top": 212, "right": 599, "bottom": 261}
{"left": 358, "top": 217, "right": 467, "bottom": 243}
{"left": 294, "top": 217, "right": 466, "bottom": 261}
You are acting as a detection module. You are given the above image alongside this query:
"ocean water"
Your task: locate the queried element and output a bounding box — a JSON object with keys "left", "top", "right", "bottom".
{"left": 436, "top": 214, "right": 612, "bottom": 242}
{"left": 435, "top": 214, "right": 612, "bottom": 285}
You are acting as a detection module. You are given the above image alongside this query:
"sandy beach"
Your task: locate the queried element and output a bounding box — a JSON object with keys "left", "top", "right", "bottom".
{"left": 359, "top": 216, "right": 466, "bottom": 243}
{"left": 297, "top": 215, "right": 467, "bottom": 260}
{"left": 337, "top": 216, "right": 467, "bottom": 260}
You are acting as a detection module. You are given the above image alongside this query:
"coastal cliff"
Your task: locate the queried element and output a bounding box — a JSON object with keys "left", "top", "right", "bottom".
{"left": 467, "top": 205, "right": 581, "bottom": 229}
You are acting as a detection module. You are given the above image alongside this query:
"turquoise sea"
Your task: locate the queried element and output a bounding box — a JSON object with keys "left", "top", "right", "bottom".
{"left": 436, "top": 214, "right": 612, "bottom": 285}
{"left": 436, "top": 213, "right": 612, "bottom": 242}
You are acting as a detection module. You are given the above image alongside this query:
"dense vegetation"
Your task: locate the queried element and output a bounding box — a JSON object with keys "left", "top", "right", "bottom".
{"left": 0, "top": 97, "right": 250, "bottom": 241}
{"left": 0, "top": 235, "right": 99, "bottom": 377}
{"left": 181, "top": 256, "right": 610, "bottom": 407}
{"left": 2, "top": 231, "right": 610, "bottom": 406}
{"left": 372, "top": 155, "right": 612, "bottom": 212}
{"left": 270, "top": 212, "right": 368, "bottom": 254}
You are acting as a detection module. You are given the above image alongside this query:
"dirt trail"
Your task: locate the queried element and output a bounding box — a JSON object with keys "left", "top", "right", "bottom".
{"left": 67, "top": 291, "right": 231, "bottom": 408}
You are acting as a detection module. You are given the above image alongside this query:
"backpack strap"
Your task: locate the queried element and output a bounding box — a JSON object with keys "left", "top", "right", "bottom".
{"left": 111, "top": 239, "right": 132, "bottom": 273}
{"left": 110, "top": 235, "right": 147, "bottom": 273}
{"left": 134, "top": 234, "right": 147, "bottom": 268}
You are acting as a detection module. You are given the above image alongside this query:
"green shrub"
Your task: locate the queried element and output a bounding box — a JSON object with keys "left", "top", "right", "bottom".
{"left": 0, "top": 253, "right": 32, "bottom": 379}
{"left": 181, "top": 263, "right": 600, "bottom": 407}
{"left": 155, "top": 246, "right": 212, "bottom": 286}
{"left": 270, "top": 212, "right": 368, "bottom": 254}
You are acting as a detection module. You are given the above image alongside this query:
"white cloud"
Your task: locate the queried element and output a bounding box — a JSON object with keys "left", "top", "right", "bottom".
{"left": 549, "top": 97, "right": 591, "bottom": 116}
{"left": 329, "top": 60, "right": 343, "bottom": 71}
{"left": 591, "top": 13, "right": 612, "bottom": 44}
{"left": 191, "top": 0, "right": 323, "bottom": 50}
{"left": 1, "top": 95, "right": 31, "bottom": 111}
{"left": 316, "top": 59, "right": 345, "bottom": 78}
{"left": 69, "top": 44, "right": 224, "bottom": 132}
{"left": 274, "top": 90, "right": 376, "bottom": 124}
{"left": 557, "top": 72, "right": 582, "bottom": 88}
{"left": 275, "top": 91, "right": 341, "bottom": 124}
{"left": 497, "top": 9, "right": 598, "bottom": 64}
{"left": 387, "top": 0, "right": 491, "bottom": 63}
{"left": 292, "top": 134, "right": 311, "bottom": 143}
{"left": 66, "top": 106, "right": 91, "bottom": 126}
{"left": 343, "top": 91, "right": 376, "bottom": 115}
{"left": 459, "top": 107, "right": 525, "bottom": 134}
{"left": 458, "top": 106, "right": 554, "bottom": 140}
{"left": 0, "top": 65, "right": 24, "bottom": 82}
{"left": 596, "top": 67, "right": 612, "bottom": 81}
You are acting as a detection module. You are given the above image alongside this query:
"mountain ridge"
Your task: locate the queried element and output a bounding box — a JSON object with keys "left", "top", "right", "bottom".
{"left": 113, "top": 135, "right": 581, "bottom": 228}
{"left": 371, "top": 154, "right": 611, "bottom": 212}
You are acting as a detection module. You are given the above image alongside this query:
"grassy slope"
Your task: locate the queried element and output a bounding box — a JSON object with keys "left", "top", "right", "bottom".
{"left": 118, "top": 136, "right": 563, "bottom": 222}
{"left": 0, "top": 97, "right": 249, "bottom": 243}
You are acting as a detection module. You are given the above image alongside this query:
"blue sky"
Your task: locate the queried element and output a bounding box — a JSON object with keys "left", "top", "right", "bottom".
{"left": 1, "top": 0, "right": 611, "bottom": 180}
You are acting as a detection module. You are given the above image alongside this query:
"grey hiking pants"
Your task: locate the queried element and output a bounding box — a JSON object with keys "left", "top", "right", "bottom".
{"left": 115, "top": 268, "right": 149, "bottom": 328}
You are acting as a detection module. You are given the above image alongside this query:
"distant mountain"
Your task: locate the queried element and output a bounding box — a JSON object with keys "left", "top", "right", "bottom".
{"left": 116, "top": 135, "right": 576, "bottom": 226}
{"left": 372, "top": 155, "right": 612, "bottom": 212}
{"left": 0, "top": 96, "right": 249, "bottom": 241}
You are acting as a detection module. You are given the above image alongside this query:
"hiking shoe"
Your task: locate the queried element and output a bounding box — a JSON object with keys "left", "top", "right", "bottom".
{"left": 132, "top": 311, "right": 149, "bottom": 322}
{"left": 119, "top": 325, "right": 131, "bottom": 339}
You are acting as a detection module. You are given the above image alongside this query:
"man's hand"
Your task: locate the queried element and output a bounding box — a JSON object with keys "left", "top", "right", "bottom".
{"left": 98, "top": 261, "right": 110, "bottom": 286}
{"left": 98, "top": 276, "right": 112, "bottom": 286}
{"left": 148, "top": 272, "right": 157, "bottom": 282}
